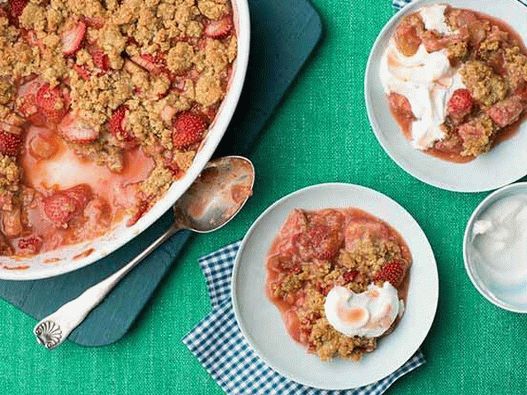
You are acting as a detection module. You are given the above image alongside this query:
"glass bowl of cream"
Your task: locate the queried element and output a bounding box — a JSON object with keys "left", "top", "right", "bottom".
{"left": 464, "top": 183, "right": 527, "bottom": 313}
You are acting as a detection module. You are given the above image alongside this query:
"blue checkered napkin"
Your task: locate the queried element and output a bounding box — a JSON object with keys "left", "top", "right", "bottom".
{"left": 182, "top": 242, "right": 426, "bottom": 395}
{"left": 393, "top": 0, "right": 527, "bottom": 9}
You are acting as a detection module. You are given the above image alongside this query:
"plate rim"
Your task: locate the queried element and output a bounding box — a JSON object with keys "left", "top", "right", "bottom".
{"left": 231, "top": 182, "right": 439, "bottom": 390}
{"left": 364, "top": 0, "right": 527, "bottom": 193}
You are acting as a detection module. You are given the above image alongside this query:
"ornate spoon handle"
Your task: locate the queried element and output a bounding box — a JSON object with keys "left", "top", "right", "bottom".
{"left": 34, "top": 226, "right": 179, "bottom": 349}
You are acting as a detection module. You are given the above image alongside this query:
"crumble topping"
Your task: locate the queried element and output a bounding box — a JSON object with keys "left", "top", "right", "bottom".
{"left": 267, "top": 209, "right": 411, "bottom": 361}
{"left": 387, "top": 6, "right": 527, "bottom": 161}
{"left": 0, "top": 0, "right": 237, "bottom": 256}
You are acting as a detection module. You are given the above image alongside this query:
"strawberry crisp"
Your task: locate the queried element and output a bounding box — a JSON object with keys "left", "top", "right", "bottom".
{"left": 382, "top": 5, "right": 527, "bottom": 162}
{"left": 0, "top": 0, "right": 237, "bottom": 257}
{"left": 266, "top": 208, "right": 412, "bottom": 361}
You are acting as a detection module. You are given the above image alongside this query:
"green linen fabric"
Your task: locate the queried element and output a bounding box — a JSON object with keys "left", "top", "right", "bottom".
{"left": 1, "top": 1, "right": 526, "bottom": 394}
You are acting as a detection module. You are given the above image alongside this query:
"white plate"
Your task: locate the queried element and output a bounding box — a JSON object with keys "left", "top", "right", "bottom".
{"left": 0, "top": 0, "right": 250, "bottom": 280}
{"left": 365, "top": 0, "right": 527, "bottom": 193}
{"left": 231, "top": 183, "right": 438, "bottom": 390}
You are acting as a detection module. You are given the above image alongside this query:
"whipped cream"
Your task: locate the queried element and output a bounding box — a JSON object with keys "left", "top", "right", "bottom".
{"left": 324, "top": 282, "right": 401, "bottom": 338}
{"left": 419, "top": 4, "right": 452, "bottom": 35}
{"left": 380, "top": 42, "right": 465, "bottom": 150}
{"left": 471, "top": 195, "right": 527, "bottom": 308}
{"left": 380, "top": 5, "right": 465, "bottom": 150}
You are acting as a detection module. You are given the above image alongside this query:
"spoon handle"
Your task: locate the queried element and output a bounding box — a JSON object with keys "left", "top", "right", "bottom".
{"left": 33, "top": 226, "right": 180, "bottom": 350}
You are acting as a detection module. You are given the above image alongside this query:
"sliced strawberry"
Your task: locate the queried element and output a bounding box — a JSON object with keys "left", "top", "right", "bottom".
{"left": 36, "top": 83, "right": 67, "bottom": 123}
{"left": 23, "top": 29, "right": 46, "bottom": 52}
{"left": 296, "top": 225, "right": 341, "bottom": 261}
{"left": 172, "top": 111, "right": 208, "bottom": 150}
{"left": 130, "top": 53, "right": 165, "bottom": 75}
{"left": 374, "top": 261, "right": 405, "bottom": 287}
{"left": 343, "top": 270, "right": 359, "bottom": 284}
{"left": 487, "top": 96, "right": 524, "bottom": 128}
{"left": 108, "top": 105, "right": 134, "bottom": 142}
{"left": 0, "top": 129, "right": 22, "bottom": 156}
{"left": 43, "top": 184, "right": 92, "bottom": 227}
{"left": 126, "top": 200, "right": 149, "bottom": 227}
{"left": 83, "top": 16, "right": 105, "bottom": 29}
{"left": 89, "top": 46, "right": 110, "bottom": 72}
{"left": 447, "top": 89, "right": 473, "bottom": 120}
{"left": 164, "top": 158, "right": 184, "bottom": 178}
{"left": 8, "top": 0, "right": 28, "bottom": 21}
{"left": 63, "top": 184, "right": 92, "bottom": 209}
{"left": 43, "top": 193, "right": 78, "bottom": 227}
{"left": 16, "top": 77, "right": 44, "bottom": 118}
{"left": 61, "top": 21, "right": 86, "bottom": 55}
{"left": 59, "top": 112, "right": 99, "bottom": 144}
{"left": 204, "top": 15, "right": 233, "bottom": 39}
{"left": 73, "top": 64, "right": 90, "bottom": 80}
{"left": 17, "top": 236, "right": 42, "bottom": 255}
{"left": 388, "top": 93, "right": 414, "bottom": 119}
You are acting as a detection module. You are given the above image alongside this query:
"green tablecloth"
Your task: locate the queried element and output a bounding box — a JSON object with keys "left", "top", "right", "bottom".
{"left": 2, "top": 1, "right": 526, "bottom": 393}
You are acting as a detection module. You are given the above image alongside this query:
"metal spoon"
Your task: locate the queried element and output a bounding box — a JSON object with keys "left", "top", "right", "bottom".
{"left": 33, "top": 156, "right": 255, "bottom": 349}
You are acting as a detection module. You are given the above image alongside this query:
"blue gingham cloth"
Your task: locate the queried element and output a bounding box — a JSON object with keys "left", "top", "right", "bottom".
{"left": 182, "top": 241, "right": 425, "bottom": 394}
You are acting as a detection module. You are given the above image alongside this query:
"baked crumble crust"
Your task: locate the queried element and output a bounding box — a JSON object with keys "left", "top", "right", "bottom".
{"left": 0, "top": 0, "right": 237, "bottom": 255}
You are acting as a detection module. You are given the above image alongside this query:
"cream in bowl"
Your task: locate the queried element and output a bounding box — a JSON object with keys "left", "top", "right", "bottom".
{"left": 464, "top": 183, "right": 527, "bottom": 312}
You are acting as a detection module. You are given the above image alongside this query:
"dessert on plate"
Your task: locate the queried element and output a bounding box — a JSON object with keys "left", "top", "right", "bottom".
{"left": 381, "top": 4, "right": 527, "bottom": 162}
{"left": 265, "top": 208, "right": 411, "bottom": 361}
{"left": 0, "top": 0, "right": 237, "bottom": 257}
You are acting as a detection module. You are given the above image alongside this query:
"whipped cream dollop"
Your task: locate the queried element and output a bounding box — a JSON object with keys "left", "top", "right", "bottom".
{"left": 471, "top": 195, "right": 527, "bottom": 308}
{"left": 324, "top": 282, "right": 402, "bottom": 338}
{"left": 380, "top": 6, "right": 465, "bottom": 150}
{"left": 419, "top": 4, "right": 452, "bottom": 35}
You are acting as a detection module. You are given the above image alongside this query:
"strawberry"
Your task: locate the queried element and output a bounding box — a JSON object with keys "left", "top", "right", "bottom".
{"left": 0, "top": 129, "right": 22, "bottom": 156}
{"left": 63, "top": 184, "right": 92, "bottom": 209}
{"left": 172, "top": 111, "right": 208, "bottom": 149}
{"left": 83, "top": 16, "right": 104, "bottom": 29}
{"left": 204, "top": 15, "right": 233, "bottom": 39}
{"left": 374, "top": 261, "right": 405, "bottom": 287}
{"left": 17, "top": 236, "right": 42, "bottom": 255}
{"left": 73, "top": 64, "right": 90, "bottom": 80}
{"left": 16, "top": 77, "right": 43, "bottom": 118}
{"left": 388, "top": 93, "right": 414, "bottom": 119}
{"left": 89, "top": 46, "right": 110, "bottom": 72}
{"left": 59, "top": 112, "right": 99, "bottom": 143}
{"left": 43, "top": 193, "right": 78, "bottom": 227}
{"left": 43, "top": 184, "right": 92, "bottom": 227}
{"left": 126, "top": 200, "right": 149, "bottom": 227}
{"left": 164, "top": 159, "right": 183, "bottom": 178}
{"left": 130, "top": 53, "right": 165, "bottom": 75}
{"left": 35, "top": 83, "right": 67, "bottom": 123}
{"left": 24, "top": 29, "right": 46, "bottom": 52}
{"left": 297, "top": 225, "right": 341, "bottom": 261}
{"left": 61, "top": 21, "right": 86, "bottom": 55}
{"left": 343, "top": 270, "right": 358, "bottom": 284}
{"left": 8, "top": 0, "right": 28, "bottom": 20}
{"left": 447, "top": 89, "right": 473, "bottom": 119}
{"left": 108, "top": 105, "right": 134, "bottom": 142}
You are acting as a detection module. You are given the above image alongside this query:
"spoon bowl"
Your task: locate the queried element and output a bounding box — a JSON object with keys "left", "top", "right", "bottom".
{"left": 174, "top": 156, "right": 255, "bottom": 233}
